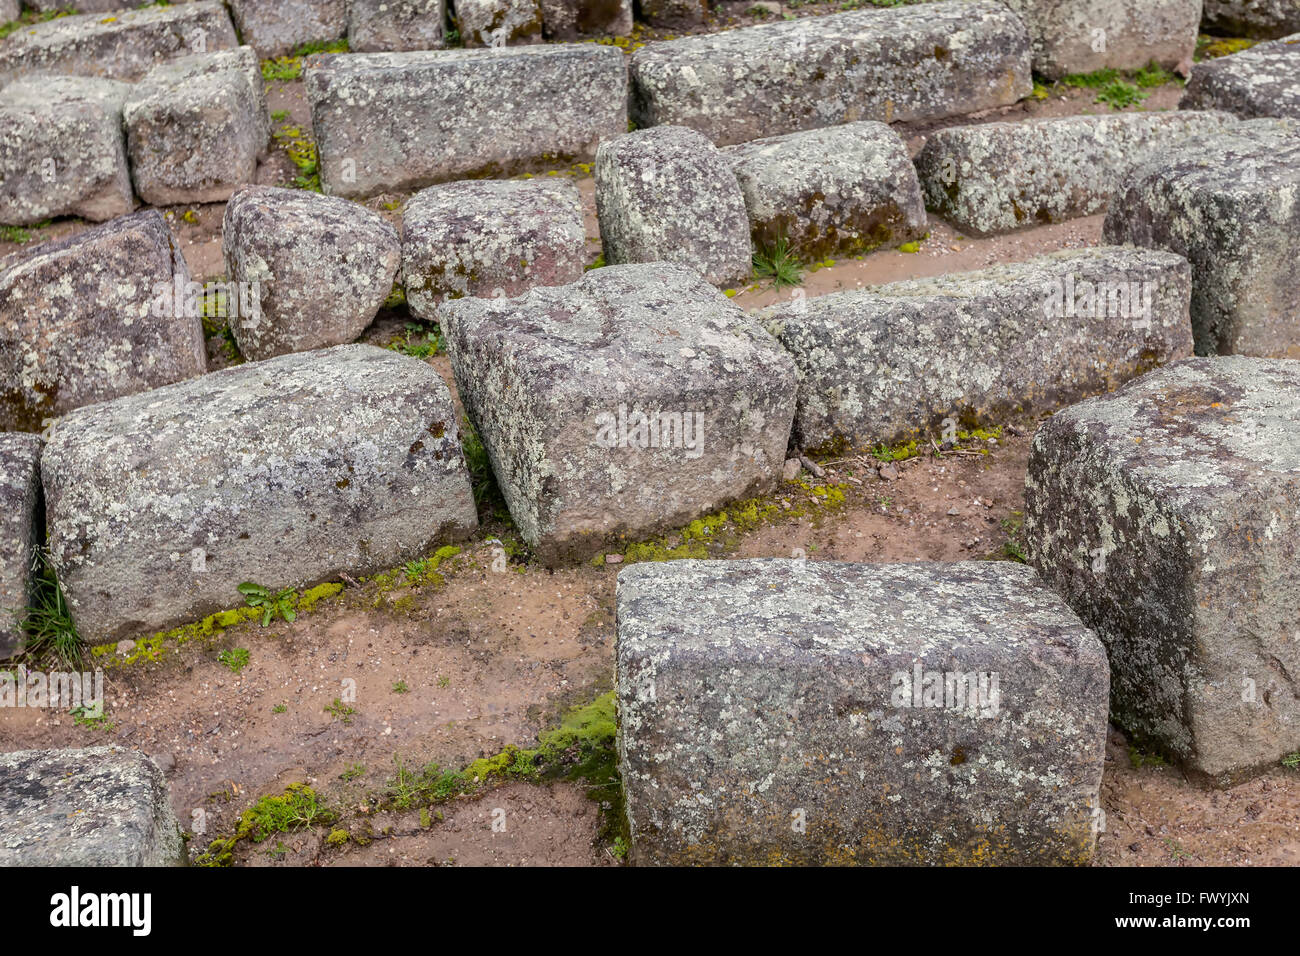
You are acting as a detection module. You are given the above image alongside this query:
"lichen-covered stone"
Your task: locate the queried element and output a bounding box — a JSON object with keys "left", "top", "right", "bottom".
{"left": 0, "top": 433, "right": 41, "bottom": 660}
{"left": 628, "top": 2, "right": 1031, "bottom": 147}
{"left": 457, "top": 0, "right": 543, "bottom": 47}
{"left": 916, "top": 111, "right": 1238, "bottom": 237}
{"left": 305, "top": 45, "right": 626, "bottom": 198}
{"left": 226, "top": 0, "right": 348, "bottom": 57}
{"left": 1103, "top": 118, "right": 1300, "bottom": 357}
{"left": 616, "top": 558, "right": 1110, "bottom": 865}
{"left": 594, "top": 126, "right": 751, "bottom": 287}
{"left": 0, "top": 210, "right": 206, "bottom": 433}
{"left": 0, "top": 76, "right": 134, "bottom": 227}
{"left": 636, "top": 0, "right": 708, "bottom": 28}
{"left": 0, "top": 2, "right": 238, "bottom": 83}
{"left": 123, "top": 46, "right": 270, "bottom": 206}
{"left": 541, "top": 0, "right": 632, "bottom": 39}
{"left": 724, "top": 120, "right": 926, "bottom": 258}
{"left": 998, "top": 0, "right": 1199, "bottom": 79}
{"left": 1024, "top": 357, "right": 1300, "bottom": 786}
{"left": 42, "top": 344, "right": 476, "bottom": 644}
{"left": 349, "top": 0, "right": 446, "bottom": 51}
{"left": 1180, "top": 33, "right": 1300, "bottom": 119}
{"left": 0, "top": 747, "right": 184, "bottom": 866}
{"left": 441, "top": 263, "right": 796, "bottom": 563}
{"left": 0, "top": 1, "right": 17, "bottom": 25}
{"left": 763, "top": 247, "right": 1194, "bottom": 453}
{"left": 403, "top": 179, "right": 585, "bottom": 319}
{"left": 1202, "top": 1, "right": 1300, "bottom": 40}
{"left": 223, "top": 185, "right": 401, "bottom": 361}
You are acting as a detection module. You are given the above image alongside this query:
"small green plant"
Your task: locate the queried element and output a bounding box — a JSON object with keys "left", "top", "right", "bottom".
{"left": 391, "top": 680, "right": 409, "bottom": 694}
{"left": 341, "top": 763, "right": 366, "bottom": 781}
{"left": 0, "top": 219, "right": 51, "bottom": 245}
{"left": 272, "top": 703, "right": 287, "bottom": 714}
{"left": 1134, "top": 61, "right": 1180, "bottom": 88}
{"left": 1000, "top": 514, "right": 1027, "bottom": 564}
{"left": 325, "top": 697, "right": 355, "bottom": 725}
{"left": 218, "top": 648, "right": 250, "bottom": 674}
{"left": 270, "top": 109, "right": 289, "bottom": 122}
{"left": 70, "top": 705, "right": 114, "bottom": 731}
{"left": 610, "top": 835, "right": 630, "bottom": 860}
{"left": 17, "top": 549, "right": 84, "bottom": 667}
{"left": 1094, "top": 78, "right": 1147, "bottom": 109}
{"left": 1282, "top": 752, "right": 1300, "bottom": 769}
{"left": 753, "top": 237, "right": 804, "bottom": 289}
{"left": 237, "top": 582, "right": 297, "bottom": 626}
{"left": 437, "top": 675, "right": 450, "bottom": 688}
{"left": 388, "top": 322, "right": 443, "bottom": 359}
{"left": 1129, "top": 745, "right": 1167, "bottom": 770}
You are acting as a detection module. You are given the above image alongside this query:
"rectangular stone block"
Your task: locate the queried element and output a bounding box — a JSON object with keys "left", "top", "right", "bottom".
{"left": 0, "top": 747, "right": 184, "bottom": 866}
{"left": 541, "top": 0, "right": 632, "bottom": 39}
{"left": 227, "top": 0, "right": 348, "bottom": 57}
{"left": 628, "top": 1, "right": 1032, "bottom": 147}
{"left": 724, "top": 120, "right": 926, "bottom": 258}
{"left": 124, "top": 47, "right": 271, "bottom": 206}
{"left": 763, "top": 246, "right": 1194, "bottom": 453}
{"left": 441, "top": 263, "right": 797, "bottom": 563}
{"left": 0, "top": 2, "right": 238, "bottom": 83}
{"left": 42, "top": 344, "right": 478, "bottom": 644}
{"left": 0, "top": 433, "right": 42, "bottom": 660}
{"left": 999, "top": 0, "right": 1200, "bottom": 79}
{"left": 402, "top": 179, "right": 585, "bottom": 318}
{"left": 0, "top": 210, "right": 207, "bottom": 432}
{"left": 348, "top": 0, "right": 447, "bottom": 52}
{"left": 1202, "top": 1, "right": 1300, "bottom": 40}
{"left": 1103, "top": 118, "right": 1300, "bottom": 357}
{"left": 0, "top": 75, "right": 135, "bottom": 227}
{"left": 616, "top": 558, "right": 1110, "bottom": 865}
{"left": 1180, "top": 33, "right": 1300, "bottom": 119}
{"left": 1024, "top": 357, "right": 1300, "bottom": 785}
{"left": 305, "top": 45, "right": 627, "bottom": 198}
{"left": 457, "top": 0, "right": 542, "bottom": 47}
{"left": 916, "top": 111, "right": 1238, "bottom": 237}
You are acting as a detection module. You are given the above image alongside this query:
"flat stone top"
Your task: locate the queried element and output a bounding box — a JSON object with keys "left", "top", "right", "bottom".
{"left": 766, "top": 246, "right": 1186, "bottom": 316}
{"left": 632, "top": 0, "right": 1014, "bottom": 60}
{"left": 441, "top": 262, "right": 784, "bottom": 394}
{"left": 1, "top": 1, "right": 227, "bottom": 46}
{"left": 228, "top": 183, "right": 391, "bottom": 232}
{"left": 617, "top": 558, "right": 1100, "bottom": 659}
{"left": 1043, "top": 356, "right": 1300, "bottom": 498}
{"left": 0, "top": 746, "right": 173, "bottom": 866}
{"left": 1188, "top": 32, "right": 1300, "bottom": 81}
{"left": 0, "top": 74, "right": 132, "bottom": 110}
{"left": 46, "top": 344, "right": 441, "bottom": 455}
{"left": 925, "top": 109, "right": 1236, "bottom": 143}
{"left": 1126, "top": 117, "right": 1300, "bottom": 189}
{"left": 306, "top": 42, "right": 624, "bottom": 76}
{"left": 0, "top": 208, "right": 169, "bottom": 278}
{"left": 406, "top": 177, "right": 579, "bottom": 221}
{"left": 724, "top": 119, "right": 901, "bottom": 163}
{"left": 135, "top": 45, "right": 257, "bottom": 88}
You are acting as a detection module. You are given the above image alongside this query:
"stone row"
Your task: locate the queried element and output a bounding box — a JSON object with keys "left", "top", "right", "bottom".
{"left": 1, "top": 46, "right": 271, "bottom": 225}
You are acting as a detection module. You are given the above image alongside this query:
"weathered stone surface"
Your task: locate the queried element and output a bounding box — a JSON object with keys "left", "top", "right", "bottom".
{"left": 541, "top": 0, "right": 632, "bottom": 39}
{"left": 42, "top": 345, "right": 477, "bottom": 644}
{"left": 0, "top": 76, "right": 134, "bottom": 227}
{"left": 763, "top": 247, "right": 1194, "bottom": 453}
{"left": 0, "top": 433, "right": 41, "bottom": 660}
{"left": 227, "top": 0, "right": 348, "bottom": 57}
{"left": 403, "top": 179, "right": 585, "bottom": 319}
{"left": 999, "top": 0, "right": 1200, "bottom": 79}
{"left": 595, "top": 126, "right": 751, "bottom": 287}
{"left": 1202, "top": 1, "right": 1300, "bottom": 40}
{"left": 349, "top": 0, "right": 446, "bottom": 51}
{"left": 636, "top": 0, "right": 708, "bottom": 28}
{"left": 724, "top": 120, "right": 926, "bottom": 258}
{"left": 441, "top": 263, "right": 796, "bottom": 562}
{"left": 916, "top": 111, "right": 1238, "bottom": 237}
{"left": 223, "top": 186, "right": 401, "bottom": 361}
{"left": 1103, "top": 118, "right": 1300, "bottom": 357}
{"left": 0, "top": 747, "right": 184, "bottom": 866}
{"left": 1024, "top": 357, "right": 1300, "bottom": 785}
{"left": 457, "top": 0, "right": 543, "bottom": 47}
{"left": 0, "top": 2, "right": 238, "bottom": 83}
{"left": 305, "top": 46, "right": 626, "bottom": 198}
{"left": 616, "top": 558, "right": 1109, "bottom": 865}
{"left": 123, "top": 46, "right": 270, "bottom": 206}
{"left": 0, "top": 0, "right": 18, "bottom": 23}
{"left": 1180, "top": 33, "right": 1300, "bottom": 119}
{"left": 628, "top": 2, "right": 1031, "bottom": 147}
{"left": 0, "top": 210, "right": 206, "bottom": 432}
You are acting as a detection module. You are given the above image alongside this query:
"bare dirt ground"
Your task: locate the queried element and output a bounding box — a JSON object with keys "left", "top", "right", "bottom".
{"left": 2, "top": 9, "right": 1294, "bottom": 866}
